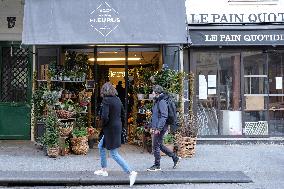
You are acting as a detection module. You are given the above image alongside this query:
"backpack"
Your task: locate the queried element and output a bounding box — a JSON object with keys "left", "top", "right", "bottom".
{"left": 157, "top": 94, "right": 178, "bottom": 133}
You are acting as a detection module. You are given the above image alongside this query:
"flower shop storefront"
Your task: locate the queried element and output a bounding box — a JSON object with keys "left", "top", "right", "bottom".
{"left": 22, "top": 0, "right": 191, "bottom": 157}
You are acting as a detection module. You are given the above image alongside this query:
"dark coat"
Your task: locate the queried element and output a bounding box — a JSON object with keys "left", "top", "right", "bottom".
{"left": 150, "top": 93, "right": 168, "bottom": 131}
{"left": 101, "top": 96, "right": 124, "bottom": 150}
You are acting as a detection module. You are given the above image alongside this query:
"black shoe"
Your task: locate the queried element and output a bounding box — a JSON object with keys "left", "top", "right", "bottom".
{"left": 173, "top": 157, "right": 181, "bottom": 169}
{"left": 147, "top": 165, "right": 161, "bottom": 171}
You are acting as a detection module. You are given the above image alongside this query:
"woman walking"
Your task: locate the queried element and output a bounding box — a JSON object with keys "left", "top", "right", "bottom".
{"left": 94, "top": 82, "right": 137, "bottom": 187}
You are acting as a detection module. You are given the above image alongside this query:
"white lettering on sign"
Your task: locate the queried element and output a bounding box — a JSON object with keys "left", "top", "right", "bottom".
{"left": 89, "top": 2, "right": 120, "bottom": 37}
{"left": 186, "top": 0, "right": 284, "bottom": 24}
{"left": 204, "top": 34, "right": 284, "bottom": 42}
{"left": 189, "top": 13, "right": 284, "bottom": 23}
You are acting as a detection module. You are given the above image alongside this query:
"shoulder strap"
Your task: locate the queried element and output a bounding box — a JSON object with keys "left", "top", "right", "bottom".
{"left": 157, "top": 100, "right": 161, "bottom": 117}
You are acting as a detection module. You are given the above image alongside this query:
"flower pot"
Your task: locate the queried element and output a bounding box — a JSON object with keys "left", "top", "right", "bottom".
{"left": 71, "top": 136, "right": 89, "bottom": 155}
{"left": 56, "top": 110, "right": 74, "bottom": 119}
{"left": 47, "top": 147, "right": 60, "bottom": 158}
{"left": 59, "top": 125, "right": 73, "bottom": 137}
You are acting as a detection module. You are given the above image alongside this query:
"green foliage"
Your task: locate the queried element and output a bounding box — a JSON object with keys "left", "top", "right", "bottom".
{"left": 48, "top": 60, "right": 57, "bottom": 77}
{"left": 42, "top": 90, "right": 60, "bottom": 106}
{"left": 40, "top": 111, "right": 59, "bottom": 148}
{"left": 132, "top": 66, "right": 157, "bottom": 94}
{"left": 75, "top": 114, "right": 88, "bottom": 128}
{"left": 64, "top": 51, "right": 89, "bottom": 78}
{"left": 144, "top": 102, "right": 153, "bottom": 110}
{"left": 72, "top": 127, "right": 88, "bottom": 138}
{"left": 163, "top": 133, "right": 175, "bottom": 144}
{"left": 153, "top": 68, "right": 185, "bottom": 94}
{"left": 32, "top": 87, "right": 46, "bottom": 119}
{"left": 41, "top": 130, "right": 59, "bottom": 148}
{"left": 136, "top": 126, "right": 144, "bottom": 135}
{"left": 60, "top": 99, "right": 75, "bottom": 111}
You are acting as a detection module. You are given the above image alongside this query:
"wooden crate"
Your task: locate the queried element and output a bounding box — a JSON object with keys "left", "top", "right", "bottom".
{"left": 40, "top": 64, "right": 48, "bottom": 80}
{"left": 175, "top": 136, "right": 197, "bottom": 158}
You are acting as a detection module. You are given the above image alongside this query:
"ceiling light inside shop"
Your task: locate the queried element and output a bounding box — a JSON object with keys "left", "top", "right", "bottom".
{"left": 88, "top": 57, "right": 141, "bottom": 61}
{"left": 99, "top": 52, "right": 118, "bottom": 54}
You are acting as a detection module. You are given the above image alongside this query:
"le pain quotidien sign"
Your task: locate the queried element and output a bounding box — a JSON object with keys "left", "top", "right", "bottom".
{"left": 189, "top": 30, "right": 284, "bottom": 46}
{"left": 188, "top": 12, "right": 284, "bottom": 24}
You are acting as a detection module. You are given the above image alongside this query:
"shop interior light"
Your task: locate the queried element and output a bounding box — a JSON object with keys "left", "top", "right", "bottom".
{"left": 98, "top": 51, "right": 118, "bottom": 54}
{"left": 88, "top": 57, "right": 141, "bottom": 61}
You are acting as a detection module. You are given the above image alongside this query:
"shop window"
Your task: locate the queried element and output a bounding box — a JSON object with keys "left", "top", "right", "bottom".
{"left": 243, "top": 52, "right": 268, "bottom": 136}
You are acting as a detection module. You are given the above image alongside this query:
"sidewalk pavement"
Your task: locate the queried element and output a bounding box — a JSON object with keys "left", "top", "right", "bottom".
{"left": 0, "top": 140, "right": 283, "bottom": 188}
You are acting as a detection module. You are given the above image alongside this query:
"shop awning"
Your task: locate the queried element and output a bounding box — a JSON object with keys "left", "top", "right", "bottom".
{"left": 22, "top": 0, "right": 188, "bottom": 45}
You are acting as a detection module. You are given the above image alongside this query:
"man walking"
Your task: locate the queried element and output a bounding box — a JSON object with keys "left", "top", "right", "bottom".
{"left": 147, "top": 85, "right": 181, "bottom": 171}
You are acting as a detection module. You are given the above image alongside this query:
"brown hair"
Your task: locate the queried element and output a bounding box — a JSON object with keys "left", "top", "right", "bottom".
{"left": 100, "top": 82, "right": 118, "bottom": 97}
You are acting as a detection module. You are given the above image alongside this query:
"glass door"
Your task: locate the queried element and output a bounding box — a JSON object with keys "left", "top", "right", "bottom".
{"left": 219, "top": 53, "right": 242, "bottom": 135}
{"left": 268, "top": 51, "right": 284, "bottom": 136}
{"left": 242, "top": 52, "right": 269, "bottom": 136}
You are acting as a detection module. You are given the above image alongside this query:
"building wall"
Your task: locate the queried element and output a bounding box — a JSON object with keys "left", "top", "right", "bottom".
{"left": 0, "top": 0, "right": 23, "bottom": 41}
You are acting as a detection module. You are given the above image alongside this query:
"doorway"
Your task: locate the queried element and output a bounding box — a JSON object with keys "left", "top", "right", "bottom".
{"left": 0, "top": 42, "right": 32, "bottom": 140}
{"left": 92, "top": 46, "right": 161, "bottom": 126}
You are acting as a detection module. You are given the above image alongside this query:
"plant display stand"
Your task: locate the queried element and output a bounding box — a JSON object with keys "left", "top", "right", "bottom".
{"left": 33, "top": 50, "right": 93, "bottom": 158}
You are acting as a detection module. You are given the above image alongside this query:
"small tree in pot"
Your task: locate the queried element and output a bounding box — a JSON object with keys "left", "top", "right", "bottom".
{"left": 41, "top": 111, "right": 60, "bottom": 158}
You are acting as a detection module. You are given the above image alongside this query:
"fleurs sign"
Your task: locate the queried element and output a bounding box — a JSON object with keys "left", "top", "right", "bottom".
{"left": 89, "top": 2, "right": 120, "bottom": 37}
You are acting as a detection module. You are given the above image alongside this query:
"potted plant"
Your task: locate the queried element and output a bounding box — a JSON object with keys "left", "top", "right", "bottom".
{"left": 71, "top": 127, "right": 89, "bottom": 155}
{"left": 60, "top": 140, "right": 70, "bottom": 156}
{"left": 58, "top": 122, "right": 74, "bottom": 137}
{"left": 42, "top": 130, "right": 60, "bottom": 158}
{"left": 175, "top": 114, "right": 198, "bottom": 158}
{"left": 56, "top": 99, "right": 75, "bottom": 119}
{"left": 41, "top": 111, "right": 60, "bottom": 158}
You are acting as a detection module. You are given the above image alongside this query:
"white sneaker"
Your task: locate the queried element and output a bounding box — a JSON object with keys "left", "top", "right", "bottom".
{"left": 94, "top": 169, "right": 108, "bottom": 177}
{"left": 129, "top": 171, "right": 138, "bottom": 187}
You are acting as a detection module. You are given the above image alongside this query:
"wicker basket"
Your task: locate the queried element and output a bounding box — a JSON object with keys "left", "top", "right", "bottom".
{"left": 175, "top": 135, "right": 197, "bottom": 158}
{"left": 56, "top": 110, "right": 74, "bottom": 119}
{"left": 47, "top": 147, "right": 60, "bottom": 158}
{"left": 59, "top": 125, "right": 73, "bottom": 137}
{"left": 71, "top": 136, "right": 89, "bottom": 155}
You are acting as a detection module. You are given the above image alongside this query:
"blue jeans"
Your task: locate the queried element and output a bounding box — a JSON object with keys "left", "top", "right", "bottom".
{"left": 98, "top": 136, "right": 131, "bottom": 174}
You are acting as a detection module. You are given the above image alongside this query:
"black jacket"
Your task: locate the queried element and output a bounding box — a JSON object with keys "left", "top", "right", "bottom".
{"left": 101, "top": 96, "right": 124, "bottom": 150}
